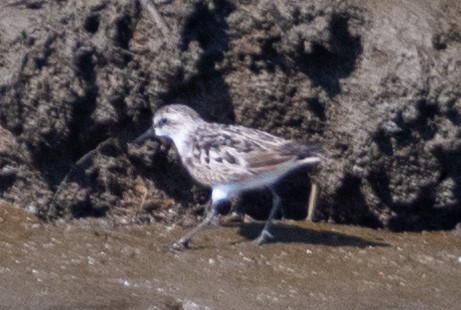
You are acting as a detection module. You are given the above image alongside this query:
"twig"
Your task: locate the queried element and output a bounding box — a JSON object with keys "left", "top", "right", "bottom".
{"left": 307, "top": 182, "right": 319, "bottom": 221}
{"left": 139, "top": 0, "right": 170, "bottom": 38}
{"left": 140, "top": 187, "right": 148, "bottom": 209}
{"left": 136, "top": 184, "right": 148, "bottom": 220}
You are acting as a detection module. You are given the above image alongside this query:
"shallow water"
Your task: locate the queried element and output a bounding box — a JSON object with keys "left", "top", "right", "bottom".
{"left": 1, "top": 201, "right": 460, "bottom": 309}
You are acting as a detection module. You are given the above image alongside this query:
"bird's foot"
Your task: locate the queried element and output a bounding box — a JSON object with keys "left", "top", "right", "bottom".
{"left": 220, "top": 212, "right": 244, "bottom": 227}
{"left": 171, "top": 238, "right": 190, "bottom": 251}
{"left": 253, "top": 229, "right": 273, "bottom": 246}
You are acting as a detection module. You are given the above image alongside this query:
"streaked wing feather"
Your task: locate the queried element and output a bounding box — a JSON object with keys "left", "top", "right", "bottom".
{"left": 201, "top": 124, "right": 315, "bottom": 181}
{"left": 188, "top": 123, "right": 320, "bottom": 185}
{"left": 244, "top": 151, "right": 299, "bottom": 175}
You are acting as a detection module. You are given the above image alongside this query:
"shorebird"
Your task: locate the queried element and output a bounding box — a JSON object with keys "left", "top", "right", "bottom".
{"left": 136, "top": 104, "right": 321, "bottom": 249}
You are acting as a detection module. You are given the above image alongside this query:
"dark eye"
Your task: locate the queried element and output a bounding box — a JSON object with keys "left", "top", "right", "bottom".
{"left": 158, "top": 117, "right": 169, "bottom": 127}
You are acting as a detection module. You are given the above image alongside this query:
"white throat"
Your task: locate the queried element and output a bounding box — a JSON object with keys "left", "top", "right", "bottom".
{"left": 170, "top": 131, "right": 189, "bottom": 155}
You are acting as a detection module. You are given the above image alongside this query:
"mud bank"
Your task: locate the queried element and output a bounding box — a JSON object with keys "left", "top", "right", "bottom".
{"left": 0, "top": 0, "right": 460, "bottom": 230}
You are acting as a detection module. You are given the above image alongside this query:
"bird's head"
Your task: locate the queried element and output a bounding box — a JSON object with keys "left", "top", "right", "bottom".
{"left": 135, "top": 104, "right": 203, "bottom": 152}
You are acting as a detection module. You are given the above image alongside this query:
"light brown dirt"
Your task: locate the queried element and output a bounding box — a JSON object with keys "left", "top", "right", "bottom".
{"left": 1, "top": 201, "right": 460, "bottom": 309}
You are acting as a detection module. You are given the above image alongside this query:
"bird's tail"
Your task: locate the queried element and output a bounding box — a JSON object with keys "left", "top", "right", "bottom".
{"left": 304, "top": 143, "right": 322, "bottom": 156}
{"left": 297, "top": 143, "right": 323, "bottom": 165}
{"left": 281, "top": 142, "right": 322, "bottom": 161}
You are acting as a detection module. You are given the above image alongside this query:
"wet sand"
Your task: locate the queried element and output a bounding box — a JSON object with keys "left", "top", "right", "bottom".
{"left": 1, "top": 200, "right": 460, "bottom": 309}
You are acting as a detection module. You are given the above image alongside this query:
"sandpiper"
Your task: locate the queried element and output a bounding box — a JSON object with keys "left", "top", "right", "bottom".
{"left": 137, "top": 104, "right": 321, "bottom": 249}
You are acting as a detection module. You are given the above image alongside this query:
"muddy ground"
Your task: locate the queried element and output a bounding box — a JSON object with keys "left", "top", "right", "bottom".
{"left": 1, "top": 201, "right": 460, "bottom": 309}
{"left": 1, "top": 1, "right": 461, "bottom": 308}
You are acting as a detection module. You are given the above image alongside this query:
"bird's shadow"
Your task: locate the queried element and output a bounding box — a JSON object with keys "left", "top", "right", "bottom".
{"left": 238, "top": 222, "right": 389, "bottom": 248}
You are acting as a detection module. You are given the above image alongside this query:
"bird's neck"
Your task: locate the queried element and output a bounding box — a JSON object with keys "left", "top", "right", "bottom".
{"left": 170, "top": 120, "right": 204, "bottom": 157}
{"left": 171, "top": 131, "right": 190, "bottom": 156}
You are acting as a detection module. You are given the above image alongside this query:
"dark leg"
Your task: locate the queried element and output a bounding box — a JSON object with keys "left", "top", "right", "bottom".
{"left": 253, "top": 187, "right": 281, "bottom": 245}
{"left": 172, "top": 201, "right": 218, "bottom": 250}
{"left": 220, "top": 194, "right": 244, "bottom": 226}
